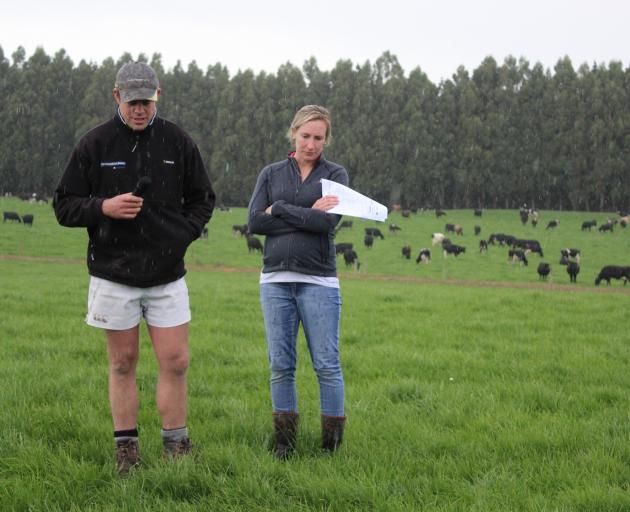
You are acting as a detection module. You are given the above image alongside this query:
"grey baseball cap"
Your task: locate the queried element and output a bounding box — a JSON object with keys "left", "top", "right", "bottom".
{"left": 115, "top": 62, "right": 160, "bottom": 103}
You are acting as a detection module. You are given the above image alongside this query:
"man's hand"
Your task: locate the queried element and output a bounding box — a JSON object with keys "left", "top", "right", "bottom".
{"left": 102, "top": 193, "right": 143, "bottom": 219}
{"left": 312, "top": 195, "right": 339, "bottom": 212}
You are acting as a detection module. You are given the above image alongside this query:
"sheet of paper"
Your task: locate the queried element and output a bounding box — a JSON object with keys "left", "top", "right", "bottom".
{"left": 321, "top": 179, "right": 388, "bottom": 222}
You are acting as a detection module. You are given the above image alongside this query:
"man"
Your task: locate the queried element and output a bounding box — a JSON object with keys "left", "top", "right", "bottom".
{"left": 54, "top": 61, "right": 215, "bottom": 475}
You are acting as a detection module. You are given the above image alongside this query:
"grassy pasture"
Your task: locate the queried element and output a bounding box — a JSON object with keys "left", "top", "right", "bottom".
{"left": 1, "top": 197, "right": 630, "bottom": 511}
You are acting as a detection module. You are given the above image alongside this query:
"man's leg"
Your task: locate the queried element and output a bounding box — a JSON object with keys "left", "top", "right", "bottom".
{"left": 105, "top": 327, "right": 140, "bottom": 429}
{"left": 148, "top": 323, "right": 192, "bottom": 456}
{"left": 148, "top": 323, "right": 189, "bottom": 428}
{"left": 106, "top": 327, "right": 141, "bottom": 474}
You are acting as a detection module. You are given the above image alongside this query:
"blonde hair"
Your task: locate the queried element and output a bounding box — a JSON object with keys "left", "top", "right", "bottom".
{"left": 286, "top": 105, "right": 332, "bottom": 146}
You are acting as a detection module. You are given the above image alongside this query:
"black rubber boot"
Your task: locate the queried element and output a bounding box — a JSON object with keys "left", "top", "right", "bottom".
{"left": 321, "top": 415, "right": 346, "bottom": 452}
{"left": 273, "top": 412, "right": 299, "bottom": 459}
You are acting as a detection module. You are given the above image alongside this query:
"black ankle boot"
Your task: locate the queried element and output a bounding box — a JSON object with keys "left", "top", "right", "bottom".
{"left": 321, "top": 415, "right": 346, "bottom": 452}
{"left": 273, "top": 412, "right": 299, "bottom": 459}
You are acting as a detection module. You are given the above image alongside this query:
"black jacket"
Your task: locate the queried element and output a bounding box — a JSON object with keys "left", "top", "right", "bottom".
{"left": 54, "top": 112, "right": 215, "bottom": 287}
{"left": 247, "top": 156, "right": 348, "bottom": 277}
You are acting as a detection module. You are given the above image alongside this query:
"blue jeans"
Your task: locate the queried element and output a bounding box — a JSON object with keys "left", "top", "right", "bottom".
{"left": 260, "top": 283, "right": 344, "bottom": 417}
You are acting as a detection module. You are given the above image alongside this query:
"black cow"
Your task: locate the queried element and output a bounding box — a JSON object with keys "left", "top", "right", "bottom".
{"left": 416, "top": 248, "right": 431, "bottom": 263}
{"left": 508, "top": 249, "right": 528, "bottom": 266}
{"left": 567, "top": 261, "right": 580, "bottom": 283}
{"left": 443, "top": 244, "right": 465, "bottom": 257}
{"left": 599, "top": 222, "right": 614, "bottom": 233}
{"left": 537, "top": 262, "right": 551, "bottom": 280}
{"left": 474, "top": 225, "right": 481, "bottom": 236}
{"left": 364, "top": 227, "right": 384, "bottom": 239}
{"left": 401, "top": 209, "right": 411, "bottom": 218}
{"left": 233, "top": 224, "right": 248, "bottom": 236}
{"left": 545, "top": 219, "right": 560, "bottom": 229}
{"left": 246, "top": 235, "right": 263, "bottom": 253}
{"left": 435, "top": 209, "right": 446, "bottom": 217}
{"left": 343, "top": 249, "right": 360, "bottom": 269}
{"left": 474, "top": 208, "right": 482, "bottom": 217}
{"left": 335, "top": 243, "right": 353, "bottom": 255}
{"left": 3, "top": 211, "right": 21, "bottom": 223}
{"left": 479, "top": 240, "right": 488, "bottom": 253}
{"left": 402, "top": 245, "right": 411, "bottom": 259}
{"left": 581, "top": 219, "right": 597, "bottom": 231}
{"left": 389, "top": 224, "right": 402, "bottom": 234}
{"left": 22, "top": 214, "right": 34, "bottom": 226}
{"left": 594, "top": 266, "right": 630, "bottom": 286}
{"left": 444, "top": 223, "right": 456, "bottom": 234}
{"left": 364, "top": 234, "right": 374, "bottom": 248}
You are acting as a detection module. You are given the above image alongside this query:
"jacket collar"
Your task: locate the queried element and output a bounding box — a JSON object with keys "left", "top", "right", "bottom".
{"left": 114, "top": 108, "right": 157, "bottom": 134}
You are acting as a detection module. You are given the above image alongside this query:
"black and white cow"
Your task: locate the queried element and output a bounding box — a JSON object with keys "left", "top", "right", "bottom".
{"left": 545, "top": 219, "right": 560, "bottom": 229}
{"left": 416, "top": 248, "right": 431, "bottom": 263}
{"left": 508, "top": 249, "right": 528, "bottom": 266}
{"left": 232, "top": 224, "right": 248, "bottom": 236}
{"left": 402, "top": 245, "right": 411, "bottom": 259}
{"left": 560, "top": 248, "right": 580, "bottom": 263}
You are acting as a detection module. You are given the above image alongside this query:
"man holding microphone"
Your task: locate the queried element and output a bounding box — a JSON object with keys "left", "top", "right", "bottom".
{"left": 54, "top": 61, "right": 215, "bottom": 475}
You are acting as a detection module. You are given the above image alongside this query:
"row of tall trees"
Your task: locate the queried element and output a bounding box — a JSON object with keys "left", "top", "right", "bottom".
{"left": 1, "top": 45, "right": 629, "bottom": 211}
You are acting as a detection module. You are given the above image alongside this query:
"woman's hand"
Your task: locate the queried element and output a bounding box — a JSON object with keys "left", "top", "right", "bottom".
{"left": 312, "top": 195, "right": 339, "bottom": 212}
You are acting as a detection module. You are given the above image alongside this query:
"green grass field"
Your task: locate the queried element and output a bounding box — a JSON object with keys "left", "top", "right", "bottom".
{"left": 1, "top": 198, "right": 630, "bottom": 511}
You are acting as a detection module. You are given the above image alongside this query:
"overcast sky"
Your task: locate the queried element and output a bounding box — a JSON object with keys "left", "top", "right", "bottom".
{"left": 2, "top": 0, "right": 628, "bottom": 83}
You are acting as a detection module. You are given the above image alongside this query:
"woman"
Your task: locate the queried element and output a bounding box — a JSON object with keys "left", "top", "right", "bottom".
{"left": 247, "top": 105, "right": 349, "bottom": 458}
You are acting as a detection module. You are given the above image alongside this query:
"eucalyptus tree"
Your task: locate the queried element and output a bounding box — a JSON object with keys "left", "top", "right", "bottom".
{"left": 398, "top": 66, "right": 438, "bottom": 208}
{"left": 547, "top": 56, "right": 578, "bottom": 209}
{"left": 517, "top": 62, "right": 553, "bottom": 210}
{"left": 0, "top": 46, "right": 14, "bottom": 193}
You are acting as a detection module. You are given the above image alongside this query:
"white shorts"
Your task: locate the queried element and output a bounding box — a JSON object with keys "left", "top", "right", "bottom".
{"left": 86, "top": 276, "right": 191, "bottom": 330}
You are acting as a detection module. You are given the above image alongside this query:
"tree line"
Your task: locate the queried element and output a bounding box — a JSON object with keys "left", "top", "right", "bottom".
{"left": 1, "top": 45, "right": 628, "bottom": 211}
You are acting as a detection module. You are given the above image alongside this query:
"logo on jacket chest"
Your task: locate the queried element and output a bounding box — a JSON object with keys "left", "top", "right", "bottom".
{"left": 100, "top": 161, "right": 127, "bottom": 171}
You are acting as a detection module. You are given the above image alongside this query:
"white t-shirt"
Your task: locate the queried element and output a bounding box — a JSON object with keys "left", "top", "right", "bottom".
{"left": 259, "top": 271, "right": 339, "bottom": 289}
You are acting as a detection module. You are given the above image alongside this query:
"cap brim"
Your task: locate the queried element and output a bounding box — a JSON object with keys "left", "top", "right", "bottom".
{"left": 120, "top": 89, "right": 159, "bottom": 103}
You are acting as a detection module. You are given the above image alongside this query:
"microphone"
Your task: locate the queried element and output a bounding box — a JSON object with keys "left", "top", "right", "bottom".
{"left": 133, "top": 176, "right": 152, "bottom": 197}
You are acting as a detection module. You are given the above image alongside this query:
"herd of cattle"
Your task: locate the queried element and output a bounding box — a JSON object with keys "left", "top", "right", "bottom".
{"left": 3, "top": 211, "right": 34, "bottom": 226}
{"left": 7, "top": 204, "right": 626, "bottom": 287}
{"left": 234, "top": 208, "right": 630, "bottom": 287}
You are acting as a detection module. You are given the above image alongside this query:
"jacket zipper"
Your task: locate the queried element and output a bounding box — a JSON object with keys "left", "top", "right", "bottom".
{"left": 131, "top": 134, "right": 140, "bottom": 153}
